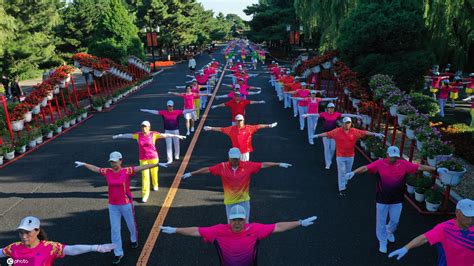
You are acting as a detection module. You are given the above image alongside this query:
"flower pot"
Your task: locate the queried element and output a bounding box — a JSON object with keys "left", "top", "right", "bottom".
{"left": 94, "top": 70, "right": 104, "bottom": 77}
{"left": 425, "top": 200, "right": 441, "bottom": 212}
{"left": 427, "top": 157, "right": 437, "bottom": 167}
{"left": 311, "top": 65, "right": 321, "bottom": 73}
{"left": 55, "top": 126, "right": 63, "bottom": 134}
{"left": 406, "top": 128, "right": 415, "bottom": 140}
{"left": 46, "top": 131, "right": 53, "bottom": 139}
{"left": 59, "top": 80, "right": 67, "bottom": 89}
{"left": 434, "top": 154, "right": 453, "bottom": 163}
{"left": 389, "top": 105, "right": 398, "bottom": 116}
{"left": 27, "top": 140, "right": 37, "bottom": 149}
{"left": 5, "top": 151, "right": 15, "bottom": 160}
{"left": 53, "top": 86, "right": 60, "bottom": 94}
{"left": 81, "top": 66, "right": 92, "bottom": 73}
{"left": 414, "top": 191, "right": 425, "bottom": 202}
{"left": 12, "top": 120, "right": 25, "bottom": 131}
{"left": 93, "top": 106, "right": 103, "bottom": 112}
{"left": 360, "top": 140, "right": 366, "bottom": 149}
{"left": 322, "top": 61, "right": 332, "bottom": 69}
{"left": 35, "top": 136, "right": 43, "bottom": 144}
{"left": 397, "top": 113, "right": 407, "bottom": 126}
{"left": 63, "top": 121, "right": 70, "bottom": 129}
{"left": 32, "top": 104, "right": 41, "bottom": 114}
{"left": 81, "top": 112, "right": 87, "bottom": 119}
{"left": 0, "top": 156, "right": 3, "bottom": 165}
{"left": 69, "top": 118, "right": 76, "bottom": 126}
{"left": 406, "top": 184, "right": 415, "bottom": 194}
{"left": 24, "top": 111, "right": 32, "bottom": 122}
{"left": 104, "top": 102, "right": 111, "bottom": 108}
{"left": 351, "top": 98, "right": 361, "bottom": 108}
{"left": 76, "top": 115, "right": 82, "bottom": 122}
{"left": 361, "top": 115, "right": 371, "bottom": 126}
{"left": 47, "top": 92, "right": 53, "bottom": 100}
{"left": 438, "top": 168, "right": 466, "bottom": 186}
{"left": 41, "top": 97, "right": 48, "bottom": 107}
{"left": 112, "top": 97, "right": 119, "bottom": 103}
{"left": 17, "top": 145, "right": 26, "bottom": 154}
{"left": 416, "top": 140, "right": 424, "bottom": 151}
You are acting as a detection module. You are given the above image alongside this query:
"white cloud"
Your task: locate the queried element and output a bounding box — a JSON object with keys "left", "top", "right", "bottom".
{"left": 197, "top": 0, "right": 259, "bottom": 21}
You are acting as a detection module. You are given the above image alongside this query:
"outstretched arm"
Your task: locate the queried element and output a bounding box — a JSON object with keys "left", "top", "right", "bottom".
{"left": 388, "top": 234, "right": 428, "bottom": 261}
{"left": 250, "top": 100, "right": 265, "bottom": 104}
{"left": 341, "top": 114, "right": 362, "bottom": 119}
{"left": 257, "top": 122, "right": 277, "bottom": 129}
{"left": 181, "top": 166, "right": 211, "bottom": 179}
{"left": 160, "top": 226, "right": 201, "bottom": 237}
{"left": 140, "top": 109, "right": 159, "bottom": 115}
{"left": 203, "top": 126, "right": 223, "bottom": 132}
{"left": 290, "top": 97, "right": 305, "bottom": 101}
{"left": 215, "top": 94, "right": 229, "bottom": 99}
{"left": 321, "top": 97, "right": 338, "bottom": 102}
{"left": 302, "top": 113, "right": 320, "bottom": 118}
{"left": 261, "top": 162, "right": 292, "bottom": 168}
{"left": 160, "top": 133, "right": 186, "bottom": 139}
{"left": 75, "top": 162, "right": 100, "bottom": 173}
{"left": 274, "top": 216, "right": 317, "bottom": 233}
{"left": 63, "top": 244, "right": 115, "bottom": 256}
{"left": 211, "top": 103, "right": 226, "bottom": 109}
{"left": 112, "top": 134, "right": 134, "bottom": 139}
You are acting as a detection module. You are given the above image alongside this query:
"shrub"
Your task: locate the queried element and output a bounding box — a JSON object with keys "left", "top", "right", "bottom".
{"left": 409, "top": 92, "right": 439, "bottom": 116}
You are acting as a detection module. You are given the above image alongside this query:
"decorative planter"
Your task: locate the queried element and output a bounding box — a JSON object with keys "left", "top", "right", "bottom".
{"left": 5, "top": 151, "right": 15, "bottom": 160}
{"left": 76, "top": 115, "right": 82, "bottom": 122}
{"left": 63, "top": 121, "right": 70, "bottom": 129}
{"left": 12, "top": 120, "right": 25, "bottom": 131}
{"left": 416, "top": 140, "right": 424, "bottom": 151}
{"left": 17, "top": 145, "right": 26, "bottom": 154}
{"left": 93, "top": 106, "right": 103, "bottom": 112}
{"left": 55, "top": 126, "right": 63, "bottom": 134}
{"left": 74, "top": 60, "right": 80, "bottom": 67}
{"left": 406, "top": 184, "right": 415, "bottom": 194}
{"left": 361, "top": 115, "right": 372, "bottom": 126}
{"left": 94, "top": 70, "right": 104, "bottom": 77}
{"left": 27, "top": 140, "right": 37, "bottom": 149}
{"left": 53, "top": 86, "right": 60, "bottom": 94}
{"left": 414, "top": 191, "right": 425, "bottom": 202}
{"left": 427, "top": 157, "right": 437, "bottom": 167}
{"left": 104, "top": 102, "right": 111, "bottom": 108}
{"left": 434, "top": 154, "right": 453, "bottom": 163}
{"left": 389, "top": 105, "right": 398, "bottom": 116}
{"left": 0, "top": 156, "right": 3, "bottom": 165}
{"left": 69, "top": 118, "right": 76, "bottom": 126}
{"left": 59, "top": 80, "right": 67, "bottom": 89}
{"left": 112, "top": 97, "right": 119, "bottom": 103}
{"left": 41, "top": 97, "right": 48, "bottom": 107}
{"left": 24, "top": 111, "right": 32, "bottom": 122}
{"left": 351, "top": 98, "right": 361, "bottom": 108}
{"left": 35, "top": 136, "right": 43, "bottom": 144}
{"left": 322, "top": 61, "right": 332, "bottom": 69}
{"left": 46, "top": 131, "right": 53, "bottom": 139}
{"left": 397, "top": 113, "right": 407, "bottom": 126}
{"left": 32, "top": 104, "right": 41, "bottom": 114}
{"left": 406, "top": 128, "right": 415, "bottom": 140}
{"left": 81, "top": 112, "right": 87, "bottom": 119}
{"left": 81, "top": 66, "right": 92, "bottom": 73}
{"left": 47, "top": 92, "right": 53, "bottom": 100}
{"left": 425, "top": 200, "right": 441, "bottom": 212}
{"left": 438, "top": 168, "right": 466, "bottom": 186}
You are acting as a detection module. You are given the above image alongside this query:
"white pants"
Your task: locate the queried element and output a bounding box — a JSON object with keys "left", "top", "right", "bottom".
{"left": 275, "top": 83, "right": 283, "bottom": 101}
{"left": 225, "top": 201, "right": 250, "bottom": 223}
{"left": 165, "top": 129, "right": 180, "bottom": 162}
{"left": 292, "top": 99, "right": 298, "bottom": 116}
{"left": 200, "top": 95, "right": 208, "bottom": 109}
{"left": 322, "top": 137, "right": 336, "bottom": 168}
{"left": 376, "top": 203, "right": 402, "bottom": 245}
{"left": 336, "top": 157, "right": 354, "bottom": 191}
{"left": 109, "top": 203, "right": 138, "bottom": 256}
{"left": 284, "top": 93, "right": 292, "bottom": 108}
{"left": 240, "top": 152, "right": 250, "bottom": 161}
{"left": 298, "top": 106, "right": 308, "bottom": 130}
{"left": 307, "top": 116, "right": 318, "bottom": 144}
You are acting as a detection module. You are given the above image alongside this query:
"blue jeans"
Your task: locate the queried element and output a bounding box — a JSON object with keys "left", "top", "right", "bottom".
{"left": 439, "top": 99, "right": 447, "bottom": 117}
{"left": 336, "top": 157, "right": 354, "bottom": 191}
{"left": 109, "top": 203, "right": 138, "bottom": 256}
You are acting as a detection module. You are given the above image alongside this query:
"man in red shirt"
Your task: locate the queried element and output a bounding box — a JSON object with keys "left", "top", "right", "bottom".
{"left": 181, "top": 148, "right": 291, "bottom": 222}
{"left": 160, "top": 205, "right": 317, "bottom": 266}
{"left": 204, "top": 114, "right": 278, "bottom": 161}
{"left": 211, "top": 92, "right": 265, "bottom": 125}
{"left": 314, "top": 117, "right": 384, "bottom": 196}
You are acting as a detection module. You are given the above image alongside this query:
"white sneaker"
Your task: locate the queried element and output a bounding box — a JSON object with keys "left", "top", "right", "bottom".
{"left": 142, "top": 195, "right": 149, "bottom": 203}
{"left": 186, "top": 131, "right": 190, "bottom": 136}
{"left": 325, "top": 165, "right": 330, "bottom": 170}
{"left": 379, "top": 243, "right": 387, "bottom": 253}
{"left": 166, "top": 160, "right": 173, "bottom": 164}
{"left": 174, "top": 156, "right": 179, "bottom": 160}
{"left": 191, "top": 127, "right": 195, "bottom": 132}
{"left": 153, "top": 186, "right": 159, "bottom": 191}
{"left": 387, "top": 233, "right": 395, "bottom": 243}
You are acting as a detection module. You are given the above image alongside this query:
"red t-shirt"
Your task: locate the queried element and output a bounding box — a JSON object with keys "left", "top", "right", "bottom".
{"left": 220, "top": 125, "right": 260, "bottom": 153}
{"left": 225, "top": 99, "right": 251, "bottom": 121}
{"left": 326, "top": 127, "right": 367, "bottom": 157}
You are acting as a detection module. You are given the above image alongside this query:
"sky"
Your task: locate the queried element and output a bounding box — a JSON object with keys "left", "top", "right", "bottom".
{"left": 197, "top": 0, "right": 259, "bottom": 21}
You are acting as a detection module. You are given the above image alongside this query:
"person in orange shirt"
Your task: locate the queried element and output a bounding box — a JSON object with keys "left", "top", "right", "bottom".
{"left": 313, "top": 117, "right": 384, "bottom": 196}
{"left": 203, "top": 114, "right": 278, "bottom": 161}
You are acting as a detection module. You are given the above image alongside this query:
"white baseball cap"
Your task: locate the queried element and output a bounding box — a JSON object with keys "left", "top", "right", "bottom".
{"left": 228, "top": 147, "right": 241, "bottom": 159}
{"left": 310, "top": 90, "right": 317, "bottom": 94}
{"left": 387, "top": 146, "right": 400, "bottom": 157}
{"left": 228, "top": 205, "right": 246, "bottom": 220}
{"left": 234, "top": 84, "right": 241, "bottom": 88}
{"left": 342, "top": 117, "right": 352, "bottom": 123}
{"left": 17, "top": 216, "right": 40, "bottom": 231}
{"left": 235, "top": 114, "right": 244, "bottom": 121}
{"left": 234, "top": 91, "right": 241, "bottom": 96}
{"left": 301, "top": 82, "right": 307, "bottom": 86}
{"left": 109, "top": 151, "right": 123, "bottom": 162}
{"left": 456, "top": 199, "right": 474, "bottom": 217}
{"left": 141, "top": 120, "right": 151, "bottom": 127}
{"left": 192, "top": 79, "right": 197, "bottom": 82}
{"left": 327, "top": 103, "right": 335, "bottom": 108}
{"left": 167, "top": 100, "right": 174, "bottom": 106}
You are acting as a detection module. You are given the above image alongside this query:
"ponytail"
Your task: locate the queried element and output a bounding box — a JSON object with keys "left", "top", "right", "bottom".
{"left": 36, "top": 228, "right": 48, "bottom": 241}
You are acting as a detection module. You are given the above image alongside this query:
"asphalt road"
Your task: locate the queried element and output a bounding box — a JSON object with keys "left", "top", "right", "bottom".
{"left": 0, "top": 46, "right": 448, "bottom": 266}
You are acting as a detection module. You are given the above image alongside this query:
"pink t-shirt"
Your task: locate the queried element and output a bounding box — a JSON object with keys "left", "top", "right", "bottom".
{"left": 306, "top": 98, "right": 322, "bottom": 114}
{"left": 319, "top": 112, "right": 342, "bottom": 131}
{"left": 99, "top": 167, "right": 135, "bottom": 205}
{"left": 296, "top": 89, "right": 310, "bottom": 106}
{"left": 196, "top": 74, "right": 209, "bottom": 85}
{"left": 424, "top": 219, "right": 474, "bottom": 266}
{"left": 438, "top": 85, "right": 450, "bottom": 99}
{"left": 199, "top": 223, "right": 276, "bottom": 266}
{"left": 132, "top": 131, "right": 160, "bottom": 160}
{"left": 2, "top": 241, "right": 65, "bottom": 266}
{"left": 159, "top": 110, "right": 183, "bottom": 130}
{"left": 181, "top": 93, "right": 195, "bottom": 109}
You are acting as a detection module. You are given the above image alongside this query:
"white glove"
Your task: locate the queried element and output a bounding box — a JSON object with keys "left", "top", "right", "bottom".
{"left": 279, "top": 163, "right": 292, "bottom": 168}
{"left": 96, "top": 244, "right": 116, "bottom": 253}
{"left": 75, "top": 161, "right": 85, "bottom": 168}
{"left": 268, "top": 122, "right": 278, "bottom": 128}
{"left": 158, "top": 163, "right": 169, "bottom": 168}
{"left": 112, "top": 134, "right": 122, "bottom": 139}
{"left": 176, "top": 135, "right": 186, "bottom": 140}
{"left": 375, "top": 133, "right": 385, "bottom": 138}
{"left": 345, "top": 172, "right": 355, "bottom": 180}
{"left": 182, "top": 173, "right": 192, "bottom": 179}
{"left": 388, "top": 247, "right": 408, "bottom": 260}
{"left": 299, "top": 216, "right": 317, "bottom": 227}
{"left": 204, "top": 126, "right": 212, "bottom": 131}
{"left": 311, "top": 134, "right": 319, "bottom": 139}
{"left": 160, "top": 226, "right": 177, "bottom": 234}
{"left": 168, "top": 92, "right": 172, "bottom": 94}
{"left": 258, "top": 100, "right": 266, "bottom": 104}
{"left": 211, "top": 105, "right": 217, "bottom": 109}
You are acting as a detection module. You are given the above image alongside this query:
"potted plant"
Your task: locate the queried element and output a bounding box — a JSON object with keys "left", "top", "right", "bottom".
{"left": 414, "top": 176, "right": 432, "bottom": 202}
{"left": 396, "top": 104, "right": 416, "bottom": 126}
{"left": 425, "top": 188, "right": 443, "bottom": 212}
{"left": 414, "top": 126, "right": 435, "bottom": 151}
{"left": 27, "top": 130, "right": 37, "bottom": 149}
{"left": 54, "top": 119, "right": 63, "bottom": 134}
{"left": 15, "top": 135, "right": 28, "bottom": 154}
{"left": 104, "top": 95, "right": 112, "bottom": 108}
{"left": 79, "top": 108, "right": 87, "bottom": 119}
{"left": 420, "top": 139, "right": 453, "bottom": 166}
{"left": 11, "top": 113, "right": 25, "bottom": 131}
{"left": 368, "top": 139, "right": 385, "bottom": 160}
{"left": 384, "top": 89, "right": 405, "bottom": 115}
{"left": 403, "top": 113, "right": 429, "bottom": 139}
{"left": 437, "top": 160, "right": 466, "bottom": 186}
{"left": 3, "top": 143, "right": 15, "bottom": 160}
{"left": 92, "top": 96, "right": 104, "bottom": 112}
{"left": 44, "top": 124, "right": 54, "bottom": 139}
{"left": 406, "top": 174, "right": 417, "bottom": 194}
{"left": 68, "top": 113, "right": 77, "bottom": 126}
{"left": 409, "top": 92, "right": 439, "bottom": 117}
{"left": 358, "top": 101, "right": 376, "bottom": 126}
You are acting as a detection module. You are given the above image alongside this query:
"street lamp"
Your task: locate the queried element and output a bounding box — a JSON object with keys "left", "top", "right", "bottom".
{"left": 143, "top": 25, "right": 160, "bottom": 72}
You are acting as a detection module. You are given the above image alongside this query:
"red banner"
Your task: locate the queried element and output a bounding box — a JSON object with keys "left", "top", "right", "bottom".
{"left": 146, "top": 32, "right": 158, "bottom": 47}
{"left": 151, "top": 32, "right": 158, "bottom": 47}
{"left": 290, "top": 31, "right": 295, "bottom": 44}
{"left": 295, "top": 31, "right": 300, "bottom": 45}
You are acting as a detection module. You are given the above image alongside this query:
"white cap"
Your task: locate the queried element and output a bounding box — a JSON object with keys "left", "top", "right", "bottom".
{"left": 234, "top": 91, "right": 241, "bottom": 96}
{"left": 235, "top": 114, "right": 244, "bottom": 121}
{"left": 310, "top": 90, "right": 317, "bottom": 94}
{"left": 109, "top": 151, "right": 123, "bottom": 162}
{"left": 17, "top": 216, "right": 40, "bottom": 231}
{"left": 234, "top": 84, "right": 240, "bottom": 88}
{"left": 327, "top": 103, "right": 335, "bottom": 108}
{"left": 301, "top": 82, "right": 307, "bottom": 86}
{"left": 167, "top": 100, "right": 174, "bottom": 106}
{"left": 387, "top": 146, "right": 400, "bottom": 157}
{"left": 456, "top": 199, "right": 474, "bottom": 217}
{"left": 342, "top": 117, "right": 352, "bottom": 123}
{"left": 228, "top": 147, "right": 241, "bottom": 159}
{"left": 141, "top": 120, "right": 151, "bottom": 127}
{"left": 192, "top": 79, "right": 197, "bottom": 82}
{"left": 228, "top": 205, "right": 246, "bottom": 220}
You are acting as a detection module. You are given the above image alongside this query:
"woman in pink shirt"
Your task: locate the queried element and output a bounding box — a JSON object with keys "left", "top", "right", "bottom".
{"left": 437, "top": 79, "right": 450, "bottom": 117}
{"left": 74, "top": 151, "right": 165, "bottom": 264}
{"left": 292, "top": 90, "right": 337, "bottom": 145}
{"left": 169, "top": 86, "right": 210, "bottom": 135}
{"left": 1, "top": 216, "right": 115, "bottom": 266}
{"left": 112, "top": 121, "right": 185, "bottom": 202}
